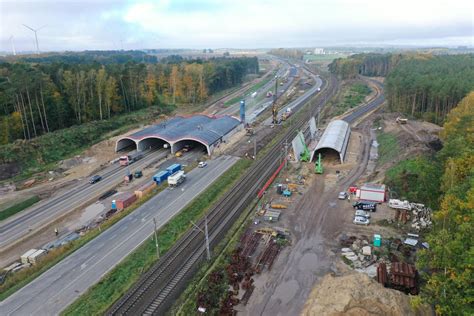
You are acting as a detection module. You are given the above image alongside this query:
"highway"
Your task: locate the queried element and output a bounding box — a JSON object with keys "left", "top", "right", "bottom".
{"left": 263, "top": 67, "right": 323, "bottom": 125}
{"left": 0, "top": 59, "right": 290, "bottom": 257}
{"left": 110, "top": 71, "right": 386, "bottom": 315}
{"left": 0, "top": 149, "right": 169, "bottom": 253}
{"left": 108, "top": 68, "right": 338, "bottom": 315}
{"left": 0, "top": 155, "right": 239, "bottom": 315}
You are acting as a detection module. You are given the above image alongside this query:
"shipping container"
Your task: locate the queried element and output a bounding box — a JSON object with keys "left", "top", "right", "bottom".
{"left": 135, "top": 182, "right": 156, "bottom": 199}
{"left": 166, "top": 163, "right": 182, "bottom": 175}
{"left": 21, "top": 249, "right": 38, "bottom": 264}
{"left": 115, "top": 192, "right": 137, "bottom": 210}
{"left": 153, "top": 170, "right": 170, "bottom": 184}
{"left": 359, "top": 183, "right": 386, "bottom": 203}
{"left": 28, "top": 249, "right": 47, "bottom": 265}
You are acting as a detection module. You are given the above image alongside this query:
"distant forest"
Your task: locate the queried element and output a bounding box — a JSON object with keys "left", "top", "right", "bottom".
{"left": 0, "top": 52, "right": 259, "bottom": 144}
{"left": 329, "top": 53, "right": 474, "bottom": 124}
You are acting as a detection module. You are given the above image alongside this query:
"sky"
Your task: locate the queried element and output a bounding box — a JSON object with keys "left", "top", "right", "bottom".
{"left": 0, "top": 0, "right": 473, "bottom": 52}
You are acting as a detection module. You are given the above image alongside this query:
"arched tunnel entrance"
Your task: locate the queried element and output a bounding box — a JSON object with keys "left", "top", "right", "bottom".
{"left": 116, "top": 138, "right": 137, "bottom": 152}
{"left": 173, "top": 139, "right": 209, "bottom": 155}
{"left": 138, "top": 137, "right": 170, "bottom": 151}
{"left": 313, "top": 148, "right": 341, "bottom": 164}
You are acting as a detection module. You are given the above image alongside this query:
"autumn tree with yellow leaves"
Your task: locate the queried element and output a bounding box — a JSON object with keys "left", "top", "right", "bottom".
{"left": 417, "top": 92, "right": 474, "bottom": 315}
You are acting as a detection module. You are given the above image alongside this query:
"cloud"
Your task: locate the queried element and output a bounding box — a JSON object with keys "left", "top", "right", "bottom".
{"left": 0, "top": 0, "right": 472, "bottom": 51}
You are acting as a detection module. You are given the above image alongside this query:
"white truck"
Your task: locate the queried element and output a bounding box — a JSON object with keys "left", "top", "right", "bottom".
{"left": 168, "top": 170, "right": 186, "bottom": 187}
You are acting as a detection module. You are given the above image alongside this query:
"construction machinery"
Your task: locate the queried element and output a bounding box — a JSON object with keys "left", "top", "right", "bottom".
{"left": 272, "top": 77, "right": 279, "bottom": 124}
{"left": 396, "top": 117, "right": 408, "bottom": 124}
{"left": 315, "top": 153, "right": 323, "bottom": 174}
{"left": 256, "top": 227, "right": 277, "bottom": 237}
{"left": 299, "top": 132, "right": 310, "bottom": 162}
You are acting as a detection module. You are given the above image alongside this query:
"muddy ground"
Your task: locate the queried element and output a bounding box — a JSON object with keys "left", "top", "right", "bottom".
{"left": 238, "top": 112, "right": 437, "bottom": 315}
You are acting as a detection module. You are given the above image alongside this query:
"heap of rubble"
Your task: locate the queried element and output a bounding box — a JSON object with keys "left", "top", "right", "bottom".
{"left": 410, "top": 203, "right": 432, "bottom": 230}
{"left": 389, "top": 199, "right": 433, "bottom": 231}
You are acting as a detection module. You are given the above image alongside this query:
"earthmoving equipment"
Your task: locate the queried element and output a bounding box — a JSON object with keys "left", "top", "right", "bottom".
{"left": 315, "top": 153, "right": 323, "bottom": 174}
{"left": 299, "top": 132, "right": 310, "bottom": 162}
{"left": 396, "top": 117, "right": 408, "bottom": 124}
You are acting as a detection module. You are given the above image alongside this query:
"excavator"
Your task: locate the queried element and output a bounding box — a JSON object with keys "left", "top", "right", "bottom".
{"left": 299, "top": 132, "right": 310, "bottom": 162}
{"left": 315, "top": 153, "right": 323, "bottom": 174}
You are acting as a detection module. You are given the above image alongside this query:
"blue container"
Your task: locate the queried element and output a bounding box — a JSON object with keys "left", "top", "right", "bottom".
{"left": 111, "top": 200, "right": 117, "bottom": 210}
{"left": 166, "top": 163, "right": 182, "bottom": 175}
{"left": 153, "top": 170, "right": 170, "bottom": 184}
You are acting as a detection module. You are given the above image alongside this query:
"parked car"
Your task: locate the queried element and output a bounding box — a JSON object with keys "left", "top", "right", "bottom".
{"left": 89, "top": 175, "right": 102, "bottom": 184}
{"left": 353, "top": 201, "right": 377, "bottom": 212}
{"left": 353, "top": 216, "right": 370, "bottom": 225}
{"left": 354, "top": 209, "right": 371, "bottom": 218}
{"left": 338, "top": 192, "right": 348, "bottom": 200}
{"left": 134, "top": 170, "right": 143, "bottom": 178}
{"left": 175, "top": 151, "right": 183, "bottom": 157}
{"left": 198, "top": 161, "right": 207, "bottom": 168}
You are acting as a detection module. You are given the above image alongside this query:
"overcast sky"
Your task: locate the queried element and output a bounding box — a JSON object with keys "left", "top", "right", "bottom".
{"left": 0, "top": 0, "right": 473, "bottom": 52}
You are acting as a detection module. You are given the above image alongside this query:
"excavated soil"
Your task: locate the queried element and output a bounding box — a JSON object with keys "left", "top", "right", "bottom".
{"left": 301, "top": 273, "right": 415, "bottom": 316}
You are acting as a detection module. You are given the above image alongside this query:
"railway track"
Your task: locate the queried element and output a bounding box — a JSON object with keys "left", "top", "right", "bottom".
{"left": 108, "top": 71, "right": 339, "bottom": 315}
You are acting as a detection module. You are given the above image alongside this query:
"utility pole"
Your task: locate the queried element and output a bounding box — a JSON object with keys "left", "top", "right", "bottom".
{"left": 153, "top": 218, "right": 160, "bottom": 259}
{"left": 190, "top": 216, "right": 211, "bottom": 260}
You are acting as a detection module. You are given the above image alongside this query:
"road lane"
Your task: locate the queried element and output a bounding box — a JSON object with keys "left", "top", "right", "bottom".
{"left": 0, "top": 155, "right": 239, "bottom": 315}
{"left": 0, "top": 149, "right": 169, "bottom": 252}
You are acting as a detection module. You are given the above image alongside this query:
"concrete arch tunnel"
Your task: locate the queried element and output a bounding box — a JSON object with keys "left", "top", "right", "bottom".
{"left": 115, "top": 115, "right": 241, "bottom": 156}
{"left": 310, "top": 119, "right": 351, "bottom": 164}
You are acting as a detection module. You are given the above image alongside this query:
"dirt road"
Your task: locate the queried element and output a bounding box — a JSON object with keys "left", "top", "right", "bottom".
{"left": 240, "top": 120, "right": 374, "bottom": 315}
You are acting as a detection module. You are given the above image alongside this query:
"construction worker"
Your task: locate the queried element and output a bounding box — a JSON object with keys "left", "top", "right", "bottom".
{"left": 54, "top": 227, "right": 59, "bottom": 236}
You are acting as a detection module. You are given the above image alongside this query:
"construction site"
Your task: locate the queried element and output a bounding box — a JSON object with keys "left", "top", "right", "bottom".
{"left": 1, "top": 59, "right": 442, "bottom": 316}
{"left": 172, "top": 76, "right": 440, "bottom": 315}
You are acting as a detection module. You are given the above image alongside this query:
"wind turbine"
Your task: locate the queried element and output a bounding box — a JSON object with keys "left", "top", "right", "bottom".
{"left": 9, "top": 36, "right": 16, "bottom": 55}
{"left": 22, "top": 24, "right": 46, "bottom": 54}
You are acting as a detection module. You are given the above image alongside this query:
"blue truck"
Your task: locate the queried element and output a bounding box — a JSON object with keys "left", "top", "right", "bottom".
{"left": 153, "top": 170, "right": 170, "bottom": 184}
{"left": 166, "top": 163, "right": 182, "bottom": 175}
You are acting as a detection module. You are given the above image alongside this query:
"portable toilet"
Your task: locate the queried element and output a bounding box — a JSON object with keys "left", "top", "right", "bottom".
{"left": 373, "top": 234, "right": 382, "bottom": 247}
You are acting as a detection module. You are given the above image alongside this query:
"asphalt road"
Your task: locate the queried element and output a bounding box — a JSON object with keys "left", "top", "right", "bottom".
{"left": 0, "top": 155, "right": 239, "bottom": 315}
{"left": 263, "top": 70, "right": 323, "bottom": 125}
{"left": 216, "top": 62, "right": 292, "bottom": 117}
{"left": 0, "top": 149, "right": 169, "bottom": 253}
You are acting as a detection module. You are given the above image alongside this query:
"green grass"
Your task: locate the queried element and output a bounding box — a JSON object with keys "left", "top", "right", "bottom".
{"left": 172, "top": 193, "right": 258, "bottom": 315}
{"left": 384, "top": 157, "right": 442, "bottom": 209}
{"left": 376, "top": 131, "right": 400, "bottom": 165}
{"left": 62, "top": 158, "right": 252, "bottom": 316}
{"left": 0, "top": 104, "right": 175, "bottom": 182}
{"left": 0, "top": 196, "right": 40, "bottom": 221}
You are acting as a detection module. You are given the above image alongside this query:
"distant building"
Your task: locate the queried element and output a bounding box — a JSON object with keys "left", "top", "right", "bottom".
{"left": 313, "top": 48, "right": 325, "bottom": 55}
